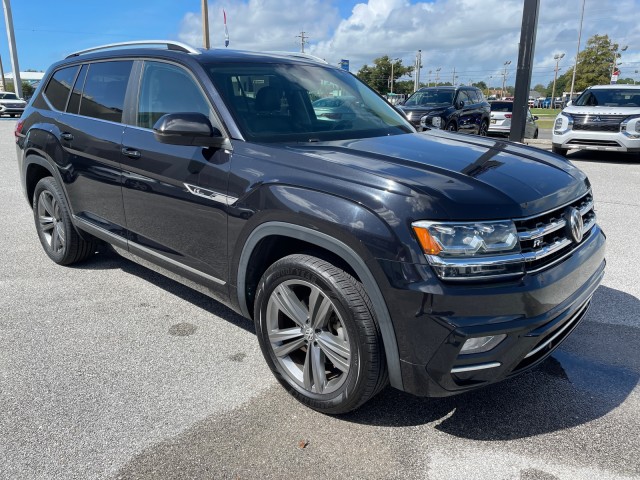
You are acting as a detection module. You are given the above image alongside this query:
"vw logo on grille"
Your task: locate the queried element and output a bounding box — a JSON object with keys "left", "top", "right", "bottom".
{"left": 566, "top": 207, "right": 584, "bottom": 244}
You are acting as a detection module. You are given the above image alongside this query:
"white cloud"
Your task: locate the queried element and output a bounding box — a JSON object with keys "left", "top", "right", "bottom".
{"left": 178, "top": 0, "right": 640, "bottom": 87}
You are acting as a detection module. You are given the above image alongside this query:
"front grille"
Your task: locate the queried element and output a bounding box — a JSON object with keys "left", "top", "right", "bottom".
{"left": 567, "top": 139, "right": 621, "bottom": 147}
{"left": 515, "top": 191, "right": 595, "bottom": 273}
{"left": 571, "top": 113, "right": 624, "bottom": 132}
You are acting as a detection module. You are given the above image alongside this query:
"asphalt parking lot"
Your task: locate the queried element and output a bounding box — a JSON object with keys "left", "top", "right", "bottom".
{"left": 1, "top": 119, "right": 639, "bottom": 480}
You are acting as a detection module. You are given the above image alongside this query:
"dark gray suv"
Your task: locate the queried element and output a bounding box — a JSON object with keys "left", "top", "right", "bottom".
{"left": 398, "top": 86, "right": 491, "bottom": 135}
{"left": 16, "top": 41, "right": 605, "bottom": 414}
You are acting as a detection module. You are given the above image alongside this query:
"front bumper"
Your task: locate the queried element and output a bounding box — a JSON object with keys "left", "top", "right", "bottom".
{"left": 552, "top": 129, "right": 640, "bottom": 153}
{"left": 379, "top": 224, "right": 606, "bottom": 397}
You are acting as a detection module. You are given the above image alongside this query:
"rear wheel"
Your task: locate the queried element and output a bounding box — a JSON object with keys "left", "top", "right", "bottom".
{"left": 254, "top": 254, "right": 387, "bottom": 414}
{"left": 552, "top": 145, "right": 568, "bottom": 157}
{"left": 478, "top": 120, "right": 488, "bottom": 136}
{"left": 533, "top": 129, "right": 539, "bottom": 139}
{"left": 446, "top": 122, "right": 458, "bottom": 132}
{"left": 33, "top": 177, "right": 97, "bottom": 265}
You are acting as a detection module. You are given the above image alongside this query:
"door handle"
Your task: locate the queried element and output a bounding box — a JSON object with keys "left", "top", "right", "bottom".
{"left": 60, "top": 132, "right": 74, "bottom": 141}
{"left": 121, "top": 147, "right": 141, "bottom": 159}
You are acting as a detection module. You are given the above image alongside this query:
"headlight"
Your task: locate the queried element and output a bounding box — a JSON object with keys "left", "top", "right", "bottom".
{"left": 412, "top": 220, "right": 524, "bottom": 280}
{"left": 621, "top": 115, "right": 640, "bottom": 138}
{"left": 553, "top": 112, "right": 573, "bottom": 135}
{"left": 420, "top": 115, "right": 442, "bottom": 129}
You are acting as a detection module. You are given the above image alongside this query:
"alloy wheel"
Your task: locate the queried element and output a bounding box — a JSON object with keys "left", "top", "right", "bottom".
{"left": 37, "top": 190, "right": 66, "bottom": 254}
{"left": 266, "top": 279, "right": 351, "bottom": 395}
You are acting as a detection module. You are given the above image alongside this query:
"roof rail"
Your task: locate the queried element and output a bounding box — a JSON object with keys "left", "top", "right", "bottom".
{"left": 265, "top": 51, "right": 328, "bottom": 64}
{"left": 66, "top": 40, "right": 200, "bottom": 58}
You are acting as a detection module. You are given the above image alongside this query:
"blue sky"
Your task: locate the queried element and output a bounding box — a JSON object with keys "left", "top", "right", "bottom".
{"left": 2, "top": 0, "right": 639, "bottom": 89}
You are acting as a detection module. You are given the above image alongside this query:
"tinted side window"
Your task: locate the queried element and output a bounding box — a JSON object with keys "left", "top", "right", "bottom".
{"left": 44, "top": 66, "right": 79, "bottom": 111}
{"left": 79, "top": 61, "right": 133, "bottom": 123}
{"left": 469, "top": 90, "right": 481, "bottom": 103}
{"left": 456, "top": 91, "right": 471, "bottom": 106}
{"left": 137, "top": 61, "right": 211, "bottom": 129}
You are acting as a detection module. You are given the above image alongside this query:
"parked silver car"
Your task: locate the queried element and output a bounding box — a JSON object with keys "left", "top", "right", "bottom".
{"left": 0, "top": 92, "right": 27, "bottom": 117}
{"left": 488, "top": 101, "right": 538, "bottom": 138}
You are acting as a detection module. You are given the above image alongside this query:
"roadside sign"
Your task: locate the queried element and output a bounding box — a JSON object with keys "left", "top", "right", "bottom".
{"left": 340, "top": 59, "right": 349, "bottom": 71}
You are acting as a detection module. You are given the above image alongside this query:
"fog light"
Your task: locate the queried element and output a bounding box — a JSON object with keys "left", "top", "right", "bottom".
{"left": 459, "top": 334, "right": 506, "bottom": 354}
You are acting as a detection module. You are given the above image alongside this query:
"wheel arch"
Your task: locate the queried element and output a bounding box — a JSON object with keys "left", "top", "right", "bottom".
{"left": 24, "top": 154, "right": 64, "bottom": 206}
{"left": 237, "top": 221, "right": 403, "bottom": 390}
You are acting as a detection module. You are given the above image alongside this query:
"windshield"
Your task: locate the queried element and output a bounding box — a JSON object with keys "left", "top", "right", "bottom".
{"left": 403, "top": 89, "right": 454, "bottom": 107}
{"left": 0, "top": 92, "right": 18, "bottom": 100}
{"left": 574, "top": 88, "right": 640, "bottom": 107}
{"left": 206, "top": 63, "right": 413, "bottom": 142}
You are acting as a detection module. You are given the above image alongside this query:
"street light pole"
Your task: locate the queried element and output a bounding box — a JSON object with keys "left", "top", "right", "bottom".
{"left": 550, "top": 53, "right": 565, "bottom": 109}
{"left": 389, "top": 57, "right": 401, "bottom": 94}
{"left": 201, "top": 0, "right": 210, "bottom": 49}
{"left": 435, "top": 67, "right": 441, "bottom": 86}
{"left": 501, "top": 60, "right": 511, "bottom": 99}
{"left": 569, "top": 0, "right": 585, "bottom": 101}
{"left": 2, "top": 0, "right": 21, "bottom": 98}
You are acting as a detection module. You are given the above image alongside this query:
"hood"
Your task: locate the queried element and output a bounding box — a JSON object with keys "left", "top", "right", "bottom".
{"left": 0, "top": 98, "right": 26, "bottom": 105}
{"left": 399, "top": 105, "right": 449, "bottom": 116}
{"left": 563, "top": 105, "right": 640, "bottom": 116}
{"left": 289, "top": 131, "right": 589, "bottom": 220}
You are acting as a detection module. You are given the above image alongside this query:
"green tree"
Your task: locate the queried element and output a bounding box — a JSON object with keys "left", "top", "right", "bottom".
{"left": 532, "top": 83, "right": 547, "bottom": 95}
{"left": 550, "top": 34, "right": 625, "bottom": 93}
{"left": 3, "top": 80, "right": 34, "bottom": 99}
{"left": 357, "top": 56, "right": 413, "bottom": 95}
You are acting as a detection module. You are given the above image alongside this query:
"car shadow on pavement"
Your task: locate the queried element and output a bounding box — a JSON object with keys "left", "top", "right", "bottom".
{"left": 343, "top": 285, "right": 639, "bottom": 440}
{"left": 569, "top": 150, "right": 640, "bottom": 164}
{"left": 76, "top": 247, "right": 256, "bottom": 334}
{"left": 73, "top": 249, "right": 638, "bottom": 441}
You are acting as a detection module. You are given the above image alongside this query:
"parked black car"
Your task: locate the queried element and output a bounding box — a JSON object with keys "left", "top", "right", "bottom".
{"left": 16, "top": 41, "right": 605, "bottom": 414}
{"left": 398, "top": 86, "right": 491, "bottom": 135}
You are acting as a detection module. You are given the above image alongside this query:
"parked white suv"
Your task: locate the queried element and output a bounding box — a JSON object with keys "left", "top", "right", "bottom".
{"left": 552, "top": 85, "right": 640, "bottom": 156}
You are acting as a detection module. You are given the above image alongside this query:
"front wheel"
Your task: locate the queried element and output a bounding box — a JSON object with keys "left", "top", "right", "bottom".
{"left": 33, "top": 177, "right": 97, "bottom": 265}
{"left": 254, "top": 254, "right": 388, "bottom": 414}
{"left": 478, "top": 120, "right": 488, "bottom": 136}
{"left": 445, "top": 122, "right": 458, "bottom": 132}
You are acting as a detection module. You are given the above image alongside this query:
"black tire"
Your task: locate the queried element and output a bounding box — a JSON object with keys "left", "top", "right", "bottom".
{"left": 533, "top": 129, "right": 539, "bottom": 139}
{"left": 552, "top": 145, "right": 568, "bottom": 157}
{"left": 33, "top": 177, "right": 97, "bottom": 265}
{"left": 478, "top": 120, "right": 488, "bottom": 136}
{"left": 254, "top": 254, "right": 388, "bottom": 414}
{"left": 446, "top": 122, "right": 457, "bottom": 132}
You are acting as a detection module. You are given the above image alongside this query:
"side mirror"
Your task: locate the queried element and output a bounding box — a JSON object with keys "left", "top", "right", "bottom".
{"left": 153, "top": 113, "right": 228, "bottom": 148}
{"left": 456, "top": 100, "right": 465, "bottom": 109}
{"left": 566, "top": 100, "right": 573, "bottom": 107}
{"left": 533, "top": 116, "right": 539, "bottom": 121}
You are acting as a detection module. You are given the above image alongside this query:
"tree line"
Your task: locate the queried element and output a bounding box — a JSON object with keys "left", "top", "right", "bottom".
{"left": 356, "top": 34, "right": 635, "bottom": 98}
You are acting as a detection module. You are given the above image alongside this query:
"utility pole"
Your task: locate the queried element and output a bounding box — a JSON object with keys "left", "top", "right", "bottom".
{"left": 296, "top": 31, "right": 309, "bottom": 53}
{"left": 550, "top": 53, "right": 565, "bottom": 109}
{"left": 501, "top": 60, "right": 511, "bottom": 99}
{"left": 201, "top": 0, "right": 210, "bottom": 49}
{"left": 435, "top": 67, "right": 441, "bottom": 86}
{"left": 452, "top": 67, "right": 456, "bottom": 86}
{"left": 2, "top": 0, "right": 21, "bottom": 98}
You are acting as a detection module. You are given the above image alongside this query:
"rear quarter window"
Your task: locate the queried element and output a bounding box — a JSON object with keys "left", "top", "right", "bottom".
{"left": 79, "top": 61, "right": 133, "bottom": 123}
{"left": 43, "top": 66, "right": 79, "bottom": 111}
